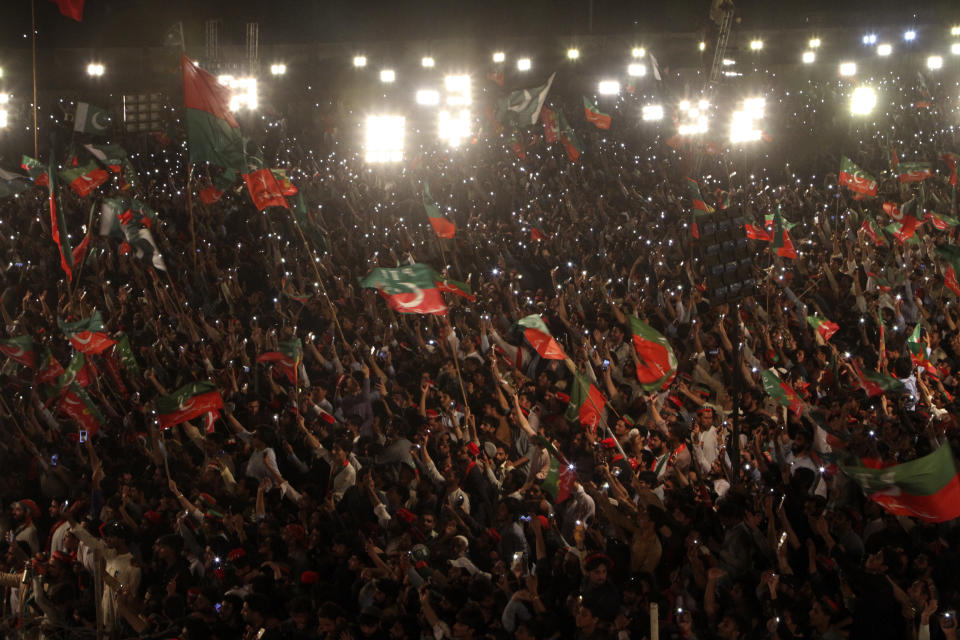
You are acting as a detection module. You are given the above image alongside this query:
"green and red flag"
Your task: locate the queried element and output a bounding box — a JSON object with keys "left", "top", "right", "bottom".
{"left": 940, "top": 152, "right": 960, "bottom": 187}
{"left": 760, "top": 369, "right": 803, "bottom": 416}
{"left": 540, "top": 106, "right": 559, "bottom": 143}
{"left": 47, "top": 154, "right": 76, "bottom": 281}
{"left": 58, "top": 310, "right": 116, "bottom": 355}
{"left": 435, "top": 275, "right": 475, "bottom": 302}
{"left": 924, "top": 212, "right": 959, "bottom": 230}
{"left": 936, "top": 245, "right": 960, "bottom": 297}
{"left": 181, "top": 54, "right": 246, "bottom": 172}
{"left": 583, "top": 97, "right": 611, "bottom": 130}
{"left": 21, "top": 155, "right": 48, "bottom": 187}
{"left": 56, "top": 384, "right": 103, "bottom": 435}
{"left": 360, "top": 263, "right": 448, "bottom": 315}
{"left": 556, "top": 110, "right": 582, "bottom": 162}
{"left": 60, "top": 161, "right": 109, "bottom": 198}
{"left": 885, "top": 216, "right": 923, "bottom": 244}
{"left": 851, "top": 362, "right": 906, "bottom": 397}
{"left": 516, "top": 315, "right": 566, "bottom": 360}
{"left": 530, "top": 225, "right": 547, "bottom": 242}
{"left": 887, "top": 143, "right": 900, "bottom": 171}
{"left": 744, "top": 223, "right": 771, "bottom": 241}
{"left": 157, "top": 381, "right": 224, "bottom": 429}
{"left": 243, "top": 169, "right": 288, "bottom": 210}
{"left": 839, "top": 156, "right": 878, "bottom": 196}
{"left": 36, "top": 349, "right": 65, "bottom": 385}
{"left": 806, "top": 315, "right": 839, "bottom": 342}
{"left": 423, "top": 181, "right": 456, "bottom": 239}
{"left": 772, "top": 206, "right": 798, "bottom": 259}
{"left": 49, "top": 351, "right": 95, "bottom": 395}
{"left": 113, "top": 333, "right": 140, "bottom": 377}
{"left": 564, "top": 371, "right": 606, "bottom": 430}
{"left": 0, "top": 336, "right": 35, "bottom": 368}
{"left": 199, "top": 185, "right": 224, "bottom": 205}
{"left": 907, "top": 324, "right": 938, "bottom": 376}
{"left": 842, "top": 444, "right": 960, "bottom": 522}
{"left": 270, "top": 169, "right": 298, "bottom": 196}
{"left": 537, "top": 435, "right": 576, "bottom": 502}
{"left": 256, "top": 338, "right": 302, "bottom": 385}
{"left": 51, "top": 0, "right": 85, "bottom": 21}
{"left": 629, "top": 315, "right": 678, "bottom": 391}
{"left": 860, "top": 213, "right": 887, "bottom": 246}
{"left": 764, "top": 212, "right": 797, "bottom": 230}
{"left": 495, "top": 73, "right": 555, "bottom": 127}
{"left": 84, "top": 143, "right": 137, "bottom": 189}
{"left": 897, "top": 161, "right": 934, "bottom": 184}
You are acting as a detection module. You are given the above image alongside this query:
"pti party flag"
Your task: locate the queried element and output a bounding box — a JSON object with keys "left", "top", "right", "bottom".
{"left": 897, "top": 161, "right": 934, "bottom": 184}
{"left": 74, "top": 102, "right": 110, "bottom": 135}
{"left": 0, "top": 336, "right": 36, "bottom": 368}
{"left": 839, "top": 156, "right": 878, "bottom": 196}
{"left": 58, "top": 310, "right": 116, "bottom": 355}
{"left": 941, "top": 152, "right": 960, "bottom": 188}
{"left": 56, "top": 384, "right": 103, "bottom": 435}
{"left": 98, "top": 197, "right": 129, "bottom": 237}
{"left": 860, "top": 213, "right": 887, "bottom": 246}
{"left": 113, "top": 333, "right": 140, "bottom": 377}
{"left": 772, "top": 206, "right": 798, "bottom": 259}
{"left": 806, "top": 315, "right": 839, "bottom": 342}
{"left": 60, "top": 161, "right": 109, "bottom": 198}
{"left": 49, "top": 352, "right": 95, "bottom": 395}
{"left": 83, "top": 144, "right": 125, "bottom": 172}
{"left": 50, "top": 0, "right": 85, "bottom": 21}
{"left": 540, "top": 105, "right": 559, "bottom": 143}
{"left": 936, "top": 245, "right": 960, "bottom": 297}
{"left": 423, "top": 181, "right": 455, "bottom": 239}
{"left": 536, "top": 435, "right": 576, "bottom": 503}
{"left": 199, "top": 186, "right": 224, "bottom": 204}
{"left": 435, "top": 275, "right": 476, "bottom": 301}
{"left": 157, "top": 381, "right": 224, "bottom": 429}
{"left": 852, "top": 363, "right": 906, "bottom": 397}
{"left": 760, "top": 369, "right": 803, "bottom": 416}
{"left": 842, "top": 445, "right": 960, "bottom": 522}
{"left": 21, "top": 156, "right": 48, "bottom": 187}
{"left": 256, "top": 338, "right": 303, "bottom": 385}
{"left": 925, "top": 212, "right": 960, "bottom": 231}
{"left": 686, "top": 177, "right": 712, "bottom": 239}
{"left": 885, "top": 216, "right": 923, "bottom": 244}
{"left": 243, "top": 169, "right": 288, "bottom": 210}
{"left": 629, "top": 315, "right": 678, "bottom": 391}
{"left": 556, "top": 110, "right": 582, "bottom": 162}
{"left": 583, "top": 97, "right": 611, "bottom": 130}
{"left": 47, "top": 154, "right": 75, "bottom": 281}
{"left": 270, "top": 169, "right": 298, "bottom": 196}
{"left": 496, "top": 73, "right": 556, "bottom": 126}
{"left": 0, "top": 169, "right": 30, "bottom": 199}
{"left": 907, "top": 324, "right": 938, "bottom": 376}
{"left": 887, "top": 143, "right": 900, "bottom": 171}
{"left": 36, "top": 349, "right": 65, "bottom": 385}
{"left": 565, "top": 371, "right": 606, "bottom": 430}
{"left": 181, "top": 54, "right": 246, "bottom": 172}
{"left": 360, "top": 264, "right": 448, "bottom": 315}
{"left": 764, "top": 212, "right": 797, "bottom": 230}
{"left": 516, "top": 315, "right": 566, "bottom": 360}
{"left": 744, "top": 224, "right": 772, "bottom": 242}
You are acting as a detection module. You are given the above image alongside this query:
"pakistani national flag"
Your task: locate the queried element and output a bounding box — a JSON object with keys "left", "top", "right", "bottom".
{"left": 516, "top": 315, "right": 566, "bottom": 360}
{"left": 243, "top": 169, "right": 288, "bottom": 210}
{"left": 74, "top": 102, "right": 110, "bottom": 135}
{"left": 839, "top": 157, "right": 878, "bottom": 196}
{"left": 120, "top": 222, "right": 167, "bottom": 271}
{"left": 360, "top": 263, "right": 448, "bottom": 315}
{"left": 842, "top": 445, "right": 960, "bottom": 522}
{"left": 0, "top": 336, "right": 36, "bottom": 368}
{"left": 556, "top": 110, "right": 582, "bottom": 162}
{"left": 806, "top": 315, "right": 839, "bottom": 342}
{"left": 629, "top": 315, "right": 677, "bottom": 391}
{"left": 583, "top": 97, "right": 611, "bottom": 130}
{"left": 157, "top": 381, "right": 224, "bottom": 429}
{"left": 21, "top": 155, "right": 48, "bottom": 187}
{"left": 565, "top": 371, "right": 606, "bottom": 430}
{"left": 60, "top": 161, "right": 109, "bottom": 197}
{"left": 59, "top": 310, "right": 116, "bottom": 355}
{"left": 897, "top": 161, "right": 934, "bottom": 184}
{"left": 56, "top": 384, "right": 103, "bottom": 435}
{"left": 496, "top": 73, "right": 556, "bottom": 126}
{"left": 0, "top": 169, "right": 29, "bottom": 199}
{"left": 181, "top": 54, "right": 246, "bottom": 172}
{"left": 936, "top": 245, "right": 960, "bottom": 297}
{"left": 760, "top": 368, "right": 803, "bottom": 416}
{"left": 540, "top": 106, "right": 559, "bottom": 143}
{"left": 256, "top": 338, "right": 303, "bottom": 385}
{"left": 423, "top": 181, "right": 456, "bottom": 239}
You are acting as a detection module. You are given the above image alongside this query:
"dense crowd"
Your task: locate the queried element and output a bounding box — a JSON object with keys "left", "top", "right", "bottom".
{"left": 1, "top": 67, "right": 960, "bottom": 640}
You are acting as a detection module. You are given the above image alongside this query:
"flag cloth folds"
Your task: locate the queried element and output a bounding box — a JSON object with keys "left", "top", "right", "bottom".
{"left": 536, "top": 435, "right": 576, "bottom": 503}
{"left": 435, "top": 276, "right": 475, "bottom": 301}
{"left": 936, "top": 245, "right": 960, "bottom": 297}
{"left": 565, "top": 371, "right": 606, "bottom": 430}
{"left": 583, "top": 97, "right": 611, "bottom": 130}
{"left": 270, "top": 169, "right": 298, "bottom": 196}
{"left": 842, "top": 445, "right": 960, "bottom": 522}
{"left": 925, "top": 212, "right": 959, "bottom": 230}
{"left": 47, "top": 154, "right": 75, "bottom": 281}
{"left": 907, "top": 324, "right": 938, "bottom": 376}
{"left": 157, "top": 381, "right": 224, "bottom": 429}
{"left": 744, "top": 224, "right": 771, "bottom": 241}
{"left": 516, "top": 315, "right": 566, "bottom": 360}
{"left": 806, "top": 316, "right": 839, "bottom": 342}
{"left": 772, "top": 206, "right": 797, "bottom": 259}
{"left": 243, "top": 169, "right": 288, "bottom": 210}
{"left": 852, "top": 363, "right": 906, "bottom": 397}
{"left": 760, "top": 369, "right": 803, "bottom": 416}
{"left": 181, "top": 54, "right": 246, "bottom": 172}
{"left": 861, "top": 213, "right": 887, "bottom": 246}
{"left": 496, "top": 73, "right": 556, "bottom": 126}
{"left": 897, "top": 161, "right": 934, "bottom": 183}
{"left": 74, "top": 102, "right": 110, "bottom": 135}
{"left": 36, "top": 349, "right": 65, "bottom": 385}
{"left": 21, "top": 156, "right": 49, "bottom": 187}
{"left": 56, "top": 384, "right": 103, "bottom": 435}
{"left": 556, "top": 110, "right": 582, "bottom": 162}
{"left": 256, "top": 339, "right": 303, "bottom": 385}
{"left": 686, "top": 177, "right": 713, "bottom": 239}
{"left": 540, "top": 106, "right": 559, "bottom": 143}
{"left": 113, "top": 333, "right": 140, "bottom": 377}
{"left": 50, "top": 0, "right": 85, "bottom": 21}
{"left": 199, "top": 186, "right": 224, "bottom": 205}
{"left": 839, "top": 156, "right": 878, "bottom": 196}
{"left": 60, "top": 161, "right": 109, "bottom": 198}
{"left": 0, "top": 336, "right": 35, "bottom": 368}
{"left": 58, "top": 311, "right": 116, "bottom": 355}
{"left": 629, "top": 315, "right": 678, "bottom": 391}
{"left": 423, "top": 181, "right": 455, "bottom": 239}
{"left": 360, "top": 264, "right": 448, "bottom": 315}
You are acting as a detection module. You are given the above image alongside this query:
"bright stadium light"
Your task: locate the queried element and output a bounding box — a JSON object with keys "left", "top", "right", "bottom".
{"left": 904, "top": 30, "right": 916, "bottom": 41}
{"left": 952, "top": 43, "right": 960, "bottom": 55}
{"left": 567, "top": 48, "right": 580, "bottom": 60}
{"left": 0, "top": 108, "right": 6, "bottom": 129}
{"left": 444, "top": 75, "right": 471, "bottom": 106}
{"left": 850, "top": 86, "right": 877, "bottom": 115}
{"left": 353, "top": 55, "right": 367, "bottom": 68}
{"left": 270, "top": 63, "right": 286, "bottom": 75}
{"left": 0, "top": 68, "right": 4, "bottom": 78}
{"left": 927, "top": 55, "right": 943, "bottom": 70}
{"left": 627, "top": 63, "right": 646, "bottom": 77}
{"left": 750, "top": 39, "right": 764, "bottom": 51}
{"left": 839, "top": 62, "right": 857, "bottom": 77}
{"left": 492, "top": 51, "right": 505, "bottom": 63}
{"left": 517, "top": 58, "right": 531, "bottom": 71}
{"left": 729, "top": 97, "right": 765, "bottom": 143}
{"left": 365, "top": 115, "right": 405, "bottom": 163}
{"left": 380, "top": 69, "right": 396, "bottom": 83}
{"left": 809, "top": 38, "right": 821, "bottom": 48}
{"left": 802, "top": 51, "right": 816, "bottom": 64}
{"left": 876, "top": 43, "right": 892, "bottom": 56}
{"left": 416, "top": 89, "right": 440, "bottom": 106}
{"left": 86, "top": 63, "right": 105, "bottom": 76}
{"left": 422, "top": 56, "right": 435, "bottom": 68}
{"left": 642, "top": 104, "right": 663, "bottom": 121}
{"left": 438, "top": 108, "right": 471, "bottom": 147}
{"left": 632, "top": 47, "right": 646, "bottom": 58}
{"left": 862, "top": 34, "right": 877, "bottom": 45}
{"left": 223, "top": 77, "right": 257, "bottom": 112}
{"left": 952, "top": 26, "right": 960, "bottom": 36}
{"left": 598, "top": 80, "right": 620, "bottom": 95}
{"left": 699, "top": 41, "right": 706, "bottom": 51}
{"left": 679, "top": 99, "right": 691, "bottom": 111}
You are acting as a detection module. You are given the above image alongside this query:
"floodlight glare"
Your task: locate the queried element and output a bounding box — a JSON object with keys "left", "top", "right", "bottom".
{"left": 632, "top": 47, "right": 646, "bottom": 58}
{"left": 750, "top": 39, "right": 764, "bottom": 51}
{"left": 422, "top": 57, "right": 435, "bottom": 68}
{"left": 270, "top": 63, "right": 286, "bottom": 75}
{"left": 876, "top": 44, "right": 892, "bottom": 56}
{"left": 224, "top": 77, "right": 257, "bottom": 112}
{"left": 0, "top": 109, "right": 6, "bottom": 129}
{"left": 598, "top": 80, "right": 620, "bottom": 95}
{"left": 927, "top": 55, "right": 943, "bottom": 70}
{"left": 679, "top": 100, "right": 691, "bottom": 111}
{"left": 809, "top": 38, "right": 821, "bottom": 48}
{"left": 353, "top": 56, "right": 367, "bottom": 67}
{"left": 492, "top": 52, "right": 505, "bottom": 63}
{"left": 438, "top": 109, "right": 471, "bottom": 147}
{"left": 444, "top": 75, "right": 471, "bottom": 106}
{"left": 952, "top": 26, "right": 960, "bottom": 36}
{"left": 952, "top": 43, "right": 960, "bottom": 55}
{"left": 839, "top": 62, "right": 857, "bottom": 77}
{"left": 699, "top": 41, "right": 706, "bottom": 51}
{"left": 416, "top": 89, "right": 440, "bottom": 106}
{"left": 365, "top": 115, "right": 405, "bottom": 163}
{"left": 862, "top": 34, "right": 877, "bottom": 45}
{"left": 0, "top": 94, "right": 8, "bottom": 104}
{"left": 904, "top": 30, "right": 916, "bottom": 41}
{"left": 517, "top": 58, "right": 531, "bottom": 71}
{"left": 698, "top": 99, "right": 710, "bottom": 110}
{"left": 567, "top": 48, "right": 580, "bottom": 60}
{"left": 802, "top": 51, "right": 816, "bottom": 64}
{"left": 627, "top": 63, "right": 646, "bottom": 77}
{"left": 86, "top": 63, "right": 105, "bottom": 76}
{"left": 380, "top": 69, "right": 395, "bottom": 83}
{"left": 850, "top": 86, "right": 877, "bottom": 115}
{"left": 642, "top": 105, "right": 663, "bottom": 121}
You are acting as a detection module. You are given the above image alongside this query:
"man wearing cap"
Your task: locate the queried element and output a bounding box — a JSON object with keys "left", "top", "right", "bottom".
{"left": 10, "top": 499, "right": 41, "bottom": 555}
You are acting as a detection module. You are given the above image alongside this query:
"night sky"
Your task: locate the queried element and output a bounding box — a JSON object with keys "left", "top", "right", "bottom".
{"left": 0, "top": 0, "right": 955, "bottom": 51}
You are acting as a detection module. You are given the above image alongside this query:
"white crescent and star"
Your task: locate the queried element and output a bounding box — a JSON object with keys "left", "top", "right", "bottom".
{"left": 93, "top": 111, "right": 111, "bottom": 130}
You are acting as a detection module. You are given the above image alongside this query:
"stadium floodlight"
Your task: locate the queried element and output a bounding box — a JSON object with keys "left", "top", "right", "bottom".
{"left": 517, "top": 58, "right": 531, "bottom": 71}
{"left": 952, "top": 43, "right": 960, "bottom": 55}
{"left": 270, "top": 64, "right": 286, "bottom": 75}
{"left": 839, "top": 62, "right": 857, "bottom": 77}
{"left": 380, "top": 69, "right": 395, "bottom": 83}
{"left": 567, "top": 48, "right": 580, "bottom": 60}
{"left": 750, "top": 39, "right": 764, "bottom": 51}
{"left": 952, "top": 26, "right": 960, "bottom": 36}
{"left": 444, "top": 75, "right": 471, "bottom": 106}
{"left": 862, "top": 34, "right": 877, "bottom": 45}
{"left": 876, "top": 44, "right": 892, "bottom": 56}
{"left": 492, "top": 51, "right": 505, "bottom": 63}
{"left": 0, "top": 68, "right": 4, "bottom": 78}
{"left": 365, "top": 115, "right": 405, "bottom": 163}
{"left": 0, "top": 94, "right": 8, "bottom": 104}
{"left": 904, "top": 30, "right": 916, "bottom": 41}
{"left": 642, "top": 104, "right": 663, "bottom": 121}
{"left": 416, "top": 89, "right": 440, "bottom": 106}
{"left": 0, "top": 108, "right": 6, "bottom": 128}
{"left": 627, "top": 63, "right": 646, "bottom": 77}
{"left": 353, "top": 56, "right": 367, "bottom": 68}
{"left": 223, "top": 77, "right": 257, "bottom": 112}
{"left": 422, "top": 57, "right": 435, "bottom": 68}
{"left": 679, "top": 99, "right": 691, "bottom": 111}
{"left": 632, "top": 47, "right": 646, "bottom": 58}
{"left": 699, "top": 41, "right": 706, "bottom": 51}
{"left": 86, "top": 63, "right": 105, "bottom": 76}
{"left": 809, "top": 38, "right": 821, "bottom": 48}
{"left": 850, "top": 86, "right": 877, "bottom": 115}
{"left": 927, "top": 55, "right": 943, "bottom": 70}
{"left": 598, "top": 80, "right": 620, "bottom": 95}
{"left": 438, "top": 108, "right": 471, "bottom": 148}
{"left": 802, "top": 51, "right": 816, "bottom": 64}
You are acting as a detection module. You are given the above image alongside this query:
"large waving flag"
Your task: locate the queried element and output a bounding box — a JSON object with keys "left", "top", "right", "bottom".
{"left": 157, "top": 381, "right": 224, "bottom": 429}
{"left": 583, "top": 97, "right": 611, "bottom": 130}
{"left": 423, "top": 181, "right": 455, "bottom": 239}
{"left": 516, "top": 315, "right": 566, "bottom": 360}
{"left": 760, "top": 369, "right": 802, "bottom": 416}
{"left": 495, "top": 73, "right": 555, "bottom": 126}
{"left": 181, "top": 54, "right": 246, "bottom": 172}
{"left": 629, "top": 316, "right": 677, "bottom": 391}
{"left": 59, "top": 310, "right": 116, "bottom": 355}
{"left": 565, "top": 371, "right": 606, "bottom": 429}
{"left": 0, "top": 336, "right": 36, "bottom": 368}
{"left": 839, "top": 156, "right": 878, "bottom": 196}
{"left": 256, "top": 339, "right": 303, "bottom": 385}
{"left": 360, "top": 264, "right": 448, "bottom": 315}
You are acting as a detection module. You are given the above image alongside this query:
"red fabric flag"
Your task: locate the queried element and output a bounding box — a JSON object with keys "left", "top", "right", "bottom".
{"left": 50, "top": 0, "right": 84, "bottom": 21}
{"left": 744, "top": 224, "right": 771, "bottom": 241}
{"left": 199, "top": 186, "right": 224, "bottom": 205}
{"left": 243, "top": 169, "right": 289, "bottom": 210}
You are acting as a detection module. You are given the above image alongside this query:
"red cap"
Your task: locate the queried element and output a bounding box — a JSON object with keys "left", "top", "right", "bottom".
{"left": 395, "top": 508, "right": 417, "bottom": 523}
{"left": 556, "top": 392, "right": 571, "bottom": 402}
{"left": 301, "top": 571, "right": 320, "bottom": 584}
{"left": 319, "top": 411, "right": 336, "bottom": 424}
{"left": 600, "top": 437, "right": 617, "bottom": 450}
{"left": 466, "top": 442, "right": 481, "bottom": 456}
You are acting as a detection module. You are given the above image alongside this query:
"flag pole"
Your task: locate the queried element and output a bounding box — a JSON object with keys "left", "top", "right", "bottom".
{"left": 30, "top": 0, "right": 39, "bottom": 157}
{"left": 444, "top": 318, "right": 470, "bottom": 410}
{"left": 187, "top": 164, "right": 197, "bottom": 270}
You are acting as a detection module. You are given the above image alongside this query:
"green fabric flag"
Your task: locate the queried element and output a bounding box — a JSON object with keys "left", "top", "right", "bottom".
{"left": 760, "top": 368, "right": 803, "bottom": 415}
{"left": 256, "top": 338, "right": 303, "bottom": 385}
{"left": 113, "top": 333, "right": 140, "bottom": 377}
{"left": 156, "top": 381, "right": 224, "bottom": 429}
{"left": 360, "top": 264, "right": 448, "bottom": 315}
{"left": 564, "top": 371, "right": 606, "bottom": 430}
{"left": 0, "top": 335, "right": 36, "bottom": 368}
{"left": 21, "top": 155, "right": 49, "bottom": 186}
{"left": 556, "top": 110, "right": 582, "bottom": 162}
{"left": 839, "top": 156, "right": 878, "bottom": 196}
{"left": 74, "top": 102, "right": 111, "bottom": 135}
{"left": 495, "top": 73, "right": 556, "bottom": 126}
{"left": 423, "top": 181, "right": 455, "bottom": 239}
{"left": 181, "top": 54, "right": 246, "bottom": 172}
